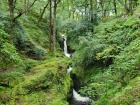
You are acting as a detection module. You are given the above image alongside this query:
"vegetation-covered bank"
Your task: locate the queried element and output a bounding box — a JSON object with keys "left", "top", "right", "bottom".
{"left": 0, "top": 1, "right": 72, "bottom": 104}
{"left": 1, "top": 0, "right": 140, "bottom": 105}
{"left": 73, "top": 13, "right": 140, "bottom": 105}
{"left": 0, "top": 56, "right": 71, "bottom": 105}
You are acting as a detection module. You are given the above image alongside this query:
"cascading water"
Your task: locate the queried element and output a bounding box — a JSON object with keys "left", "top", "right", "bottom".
{"left": 68, "top": 67, "right": 91, "bottom": 105}
{"left": 67, "top": 64, "right": 72, "bottom": 76}
{"left": 73, "top": 89, "right": 91, "bottom": 103}
{"left": 62, "top": 35, "right": 91, "bottom": 105}
{"left": 63, "top": 35, "right": 71, "bottom": 58}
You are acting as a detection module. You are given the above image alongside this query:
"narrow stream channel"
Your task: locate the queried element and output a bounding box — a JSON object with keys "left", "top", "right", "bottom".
{"left": 62, "top": 35, "right": 91, "bottom": 105}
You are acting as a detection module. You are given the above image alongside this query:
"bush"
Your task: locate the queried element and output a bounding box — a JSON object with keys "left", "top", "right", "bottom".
{"left": 74, "top": 16, "right": 140, "bottom": 104}
{"left": 0, "top": 15, "right": 47, "bottom": 60}
{"left": 12, "top": 21, "right": 47, "bottom": 60}
{"left": 59, "top": 19, "right": 93, "bottom": 50}
{"left": 73, "top": 16, "right": 140, "bottom": 69}
{"left": 73, "top": 35, "right": 117, "bottom": 68}
{"left": 0, "top": 28, "right": 21, "bottom": 69}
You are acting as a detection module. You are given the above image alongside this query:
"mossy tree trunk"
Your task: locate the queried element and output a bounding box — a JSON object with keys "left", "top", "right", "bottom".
{"left": 8, "top": 0, "right": 16, "bottom": 41}
{"left": 90, "top": 0, "right": 94, "bottom": 32}
{"left": 49, "top": 0, "right": 60, "bottom": 52}
{"left": 8, "top": 0, "right": 15, "bottom": 21}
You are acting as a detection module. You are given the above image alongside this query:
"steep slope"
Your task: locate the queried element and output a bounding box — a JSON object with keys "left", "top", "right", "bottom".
{"left": 73, "top": 14, "right": 140, "bottom": 105}
{"left": 0, "top": 2, "right": 71, "bottom": 104}
{"left": 0, "top": 57, "right": 71, "bottom": 105}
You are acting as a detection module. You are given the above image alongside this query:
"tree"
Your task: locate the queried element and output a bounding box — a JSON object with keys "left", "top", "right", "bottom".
{"left": 8, "top": 0, "right": 38, "bottom": 22}
{"left": 38, "top": 2, "right": 49, "bottom": 23}
{"left": 8, "top": 0, "right": 16, "bottom": 41}
{"left": 49, "top": 0, "right": 61, "bottom": 52}
{"left": 14, "top": 0, "right": 38, "bottom": 21}
{"left": 113, "top": 0, "right": 117, "bottom": 15}
{"left": 7, "top": 0, "right": 38, "bottom": 41}
{"left": 8, "top": 0, "right": 16, "bottom": 21}
{"left": 118, "top": 0, "right": 138, "bottom": 15}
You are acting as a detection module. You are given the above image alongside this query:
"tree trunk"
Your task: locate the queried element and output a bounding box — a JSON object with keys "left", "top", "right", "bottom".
{"left": 113, "top": 0, "right": 117, "bottom": 15}
{"left": 53, "top": 0, "right": 57, "bottom": 52}
{"left": 124, "top": 0, "right": 129, "bottom": 14}
{"left": 8, "top": 0, "right": 15, "bottom": 21}
{"left": 100, "top": 0, "right": 104, "bottom": 18}
{"left": 49, "top": 0, "right": 53, "bottom": 52}
{"left": 128, "top": 0, "right": 133, "bottom": 15}
{"left": 49, "top": 0, "right": 57, "bottom": 52}
{"left": 90, "top": 0, "right": 94, "bottom": 32}
{"left": 24, "top": 0, "right": 27, "bottom": 15}
{"left": 8, "top": 0, "right": 16, "bottom": 41}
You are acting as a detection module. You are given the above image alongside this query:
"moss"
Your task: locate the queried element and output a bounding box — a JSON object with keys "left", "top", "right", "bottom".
{"left": 0, "top": 27, "right": 22, "bottom": 69}
{"left": 74, "top": 13, "right": 140, "bottom": 105}
{"left": 20, "top": 15, "right": 49, "bottom": 49}
{"left": 0, "top": 56, "right": 71, "bottom": 105}
{"left": 110, "top": 77, "right": 140, "bottom": 105}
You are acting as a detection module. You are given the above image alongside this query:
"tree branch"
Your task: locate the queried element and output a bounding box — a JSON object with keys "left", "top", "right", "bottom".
{"left": 38, "top": 1, "right": 49, "bottom": 23}
{"left": 13, "top": 0, "right": 38, "bottom": 21}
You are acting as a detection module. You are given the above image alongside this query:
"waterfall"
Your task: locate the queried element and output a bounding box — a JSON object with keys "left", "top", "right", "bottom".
{"left": 63, "top": 35, "right": 91, "bottom": 105}
{"left": 67, "top": 65, "right": 72, "bottom": 76}
{"left": 73, "top": 89, "right": 91, "bottom": 102}
{"left": 63, "top": 35, "right": 71, "bottom": 58}
{"left": 67, "top": 65, "right": 91, "bottom": 104}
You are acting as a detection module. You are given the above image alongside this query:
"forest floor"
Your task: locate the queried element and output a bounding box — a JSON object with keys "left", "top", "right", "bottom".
{"left": 0, "top": 56, "right": 71, "bottom": 105}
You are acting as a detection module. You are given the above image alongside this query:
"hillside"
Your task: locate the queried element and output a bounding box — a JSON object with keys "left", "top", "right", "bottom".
{"left": 0, "top": 0, "right": 140, "bottom": 105}
{"left": 73, "top": 15, "right": 140, "bottom": 105}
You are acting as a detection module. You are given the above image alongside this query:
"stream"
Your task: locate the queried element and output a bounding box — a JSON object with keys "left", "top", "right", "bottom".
{"left": 62, "top": 35, "right": 91, "bottom": 105}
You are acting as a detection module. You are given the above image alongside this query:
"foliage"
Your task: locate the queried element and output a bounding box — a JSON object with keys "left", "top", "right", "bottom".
{"left": 73, "top": 16, "right": 140, "bottom": 68}
{"left": 59, "top": 19, "right": 93, "bottom": 50}
{"left": 0, "top": 28, "right": 21, "bottom": 69}
{"left": 12, "top": 20, "right": 47, "bottom": 60}
{"left": 0, "top": 12, "right": 47, "bottom": 60}
{"left": 0, "top": 0, "right": 140, "bottom": 105}
{"left": 74, "top": 15, "right": 140, "bottom": 105}
{"left": 0, "top": 57, "right": 71, "bottom": 105}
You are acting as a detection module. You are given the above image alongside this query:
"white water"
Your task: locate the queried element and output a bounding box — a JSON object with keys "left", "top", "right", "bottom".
{"left": 73, "top": 89, "right": 91, "bottom": 102}
{"left": 63, "top": 35, "right": 71, "bottom": 58}
{"left": 63, "top": 35, "right": 91, "bottom": 104}
{"left": 68, "top": 65, "right": 91, "bottom": 103}
{"left": 67, "top": 66, "right": 72, "bottom": 76}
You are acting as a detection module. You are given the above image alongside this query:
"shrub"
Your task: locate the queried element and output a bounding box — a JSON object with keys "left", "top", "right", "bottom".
{"left": 75, "top": 16, "right": 140, "bottom": 104}
{"left": 0, "top": 15, "right": 47, "bottom": 60}
{"left": 73, "top": 16, "right": 140, "bottom": 69}
{"left": 0, "top": 28, "right": 21, "bottom": 69}
{"left": 73, "top": 35, "right": 117, "bottom": 68}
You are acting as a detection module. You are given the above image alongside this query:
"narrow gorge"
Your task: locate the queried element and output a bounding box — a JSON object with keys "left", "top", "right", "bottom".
{"left": 62, "top": 35, "right": 91, "bottom": 105}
